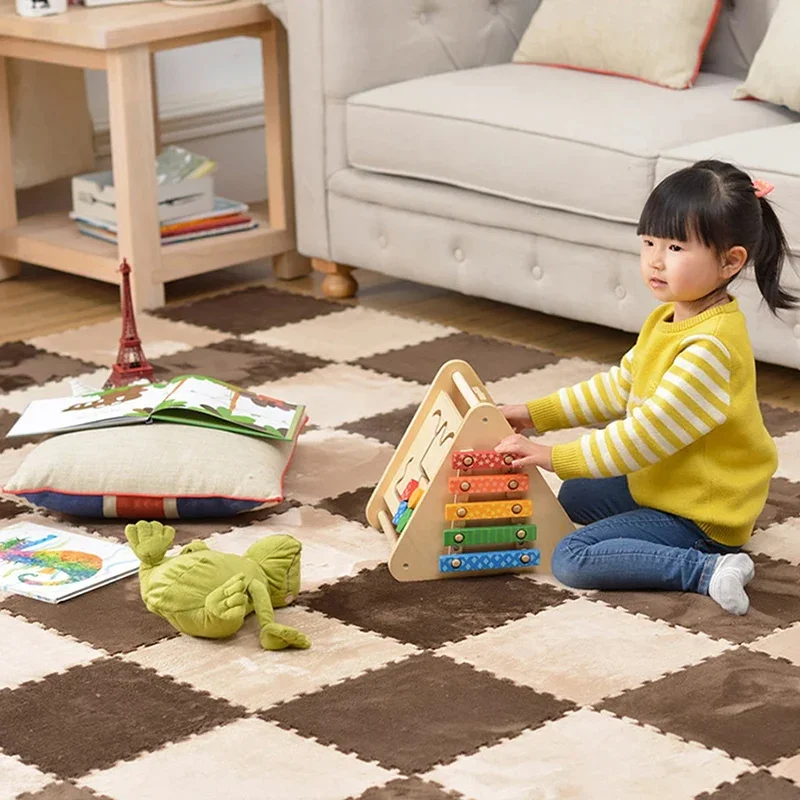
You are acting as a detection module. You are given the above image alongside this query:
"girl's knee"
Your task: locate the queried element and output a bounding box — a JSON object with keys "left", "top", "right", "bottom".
{"left": 551, "top": 535, "right": 589, "bottom": 589}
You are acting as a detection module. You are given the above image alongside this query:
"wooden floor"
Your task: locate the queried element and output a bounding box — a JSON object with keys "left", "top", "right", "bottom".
{"left": 2, "top": 258, "right": 799, "bottom": 409}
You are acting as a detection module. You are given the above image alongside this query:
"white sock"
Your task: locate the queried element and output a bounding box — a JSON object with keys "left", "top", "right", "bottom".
{"left": 707, "top": 553, "right": 755, "bottom": 616}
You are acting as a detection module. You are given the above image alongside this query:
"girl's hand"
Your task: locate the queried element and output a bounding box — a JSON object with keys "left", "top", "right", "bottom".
{"left": 495, "top": 434, "right": 554, "bottom": 472}
{"left": 499, "top": 404, "right": 533, "bottom": 433}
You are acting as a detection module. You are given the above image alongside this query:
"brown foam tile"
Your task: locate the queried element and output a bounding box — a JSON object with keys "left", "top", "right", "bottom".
{"left": 299, "top": 564, "right": 572, "bottom": 649}
{"left": 264, "top": 652, "right": 575, "bottom": 774}
{"left": 760, "top": 403, "right": 800, "bottom": 439}
{"left": 17, "top": 782, "right": 114, "bottom": 800}
{"left": 695, "top": 770, "right": 800, "bottom": 800}
{"left": 600, "top": 648, "right": 800, "bottom": 766}
{"left": 0, "top": 657, "right": 245, "bottom": 779}
{"left": 150, "top": 339, "right": 330, "bottom": 386}
{"left": 0, "top": 342, "right": 99, "bottom": 395}
{"left": 152, "top": 286, "right": 345, "bottom": 335}
{"left": 355, "top": 332, "right": 560, "bottom": 384}
{"left": 755, "top": 477, "right": 800, "bottom": 531}
{"left": 0, "top": 575, "right": 178, "bottom": 655}
{"left": 315, "top": 486, "right": 375, "bottom": 526}
{"left": 340, "top": 404, "right": 419, "bottom": 447}
{"left": 353, "top": 777, "right": 462, "bottom": 799}
{"left": 595, "top": 554, "right": 800, "bottom": 645}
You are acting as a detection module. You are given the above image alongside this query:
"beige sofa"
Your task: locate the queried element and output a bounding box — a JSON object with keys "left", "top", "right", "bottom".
{"left": 269, "top": 0, "right": 800, "bottom": 370}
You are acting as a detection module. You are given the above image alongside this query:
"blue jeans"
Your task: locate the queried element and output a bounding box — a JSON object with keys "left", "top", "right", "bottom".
{"left": 553, "top": 476, "right": 740, "bottom": 594}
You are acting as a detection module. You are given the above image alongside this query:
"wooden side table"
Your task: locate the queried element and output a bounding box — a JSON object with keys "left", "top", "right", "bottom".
{"left": 0, "top": 0, "right": 308, "bottom": 310}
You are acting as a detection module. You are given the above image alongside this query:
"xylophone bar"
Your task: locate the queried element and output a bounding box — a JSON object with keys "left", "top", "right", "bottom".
{"left": 443, "top": 524, "right": 537, "bottom": 547}
{"left": 445, "top": 499, "right": 532, "bottom": 522}
{"left": 439, "top": 549, "right": 540, "bottom": 573}
{"left": 448, "top": 474, "right": 529, "bottom": 495}
{"left": 451, "top": 451, "right": 516, "bottom": 471}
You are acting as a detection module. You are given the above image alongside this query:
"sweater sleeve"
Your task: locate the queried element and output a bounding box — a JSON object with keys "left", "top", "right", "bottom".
{"left": 526, "top": 347, "right": 635, "bottom": 433}
{"left": 551, "top": 335, "right": 732, "bottom": 480}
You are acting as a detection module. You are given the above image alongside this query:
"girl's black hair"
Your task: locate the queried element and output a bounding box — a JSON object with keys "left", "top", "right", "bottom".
{"left": 637, "top": 159, "right": 797, "bottom": 313}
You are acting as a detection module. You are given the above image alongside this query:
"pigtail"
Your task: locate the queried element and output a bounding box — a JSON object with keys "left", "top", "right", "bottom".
{"left": 753, "top": 198, "right": 798, "bottom": 313}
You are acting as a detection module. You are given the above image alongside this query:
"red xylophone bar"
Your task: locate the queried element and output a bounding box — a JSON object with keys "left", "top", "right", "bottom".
{"left": 451, "top": 451, "right": 516, "bottom": 471}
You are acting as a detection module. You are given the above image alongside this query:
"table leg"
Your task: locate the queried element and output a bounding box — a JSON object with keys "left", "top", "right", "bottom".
{"left": 107, "top": 45, "right": 165, "bottom": 309}
{"left": 0, "top": 56, "right": 20, "bottom": 281}
{"left": 262, "top": 21, "right": 310, "bottom": 280}
{"left": 150, "top": 52, "right": 162, "bottom": 154}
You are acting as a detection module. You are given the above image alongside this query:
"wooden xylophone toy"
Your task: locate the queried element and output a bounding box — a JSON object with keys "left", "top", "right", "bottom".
{"left": 440, "top": 450, "right": 539, "bottom": 575}
{"left": 366, "top": 359, "right": 574, "bottom": 583}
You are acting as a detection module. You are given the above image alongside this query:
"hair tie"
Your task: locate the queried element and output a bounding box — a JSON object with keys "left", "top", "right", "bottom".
{"left": 753, "top": 179, "right": 774, "bottom": 199}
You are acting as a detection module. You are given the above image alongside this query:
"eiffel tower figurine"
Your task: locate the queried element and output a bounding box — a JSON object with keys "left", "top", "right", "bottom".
{"left": 104, "top": 260, "right": 155, "bottom": 389}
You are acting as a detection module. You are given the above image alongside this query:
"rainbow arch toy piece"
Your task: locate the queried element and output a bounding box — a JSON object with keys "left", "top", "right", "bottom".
{"left": 366, "top": 360, "right": 575, "bottom": 582}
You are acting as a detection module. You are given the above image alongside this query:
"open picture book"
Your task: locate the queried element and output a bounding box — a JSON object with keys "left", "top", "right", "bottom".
{"left": 0, "top": 522, "right": 139, "bottom": 604}
{"left": 6, "top": 375, "right": 306, "bottom": 442}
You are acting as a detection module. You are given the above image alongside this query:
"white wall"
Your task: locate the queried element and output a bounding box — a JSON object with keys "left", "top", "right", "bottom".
{"left": 85, "top": 36, "right": 269, "bottom": 203}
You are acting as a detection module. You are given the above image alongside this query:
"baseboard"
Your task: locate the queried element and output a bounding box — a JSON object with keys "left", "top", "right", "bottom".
{"left": 92, "top": 87, "right": 265, "bottom": 157}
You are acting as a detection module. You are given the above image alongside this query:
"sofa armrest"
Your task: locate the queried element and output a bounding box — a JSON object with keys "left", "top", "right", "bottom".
{"left": 265, "top": 0, "right": 539, "bottom": 259}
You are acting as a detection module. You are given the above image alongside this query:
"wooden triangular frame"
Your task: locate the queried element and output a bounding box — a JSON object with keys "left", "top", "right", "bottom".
{"left": 367, "top": 359, "right": 574, "bottom": 582}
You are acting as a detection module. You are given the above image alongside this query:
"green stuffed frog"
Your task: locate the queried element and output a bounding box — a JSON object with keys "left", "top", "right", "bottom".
{"left": 125, "top": 520, "right": 310, "bottom": 651}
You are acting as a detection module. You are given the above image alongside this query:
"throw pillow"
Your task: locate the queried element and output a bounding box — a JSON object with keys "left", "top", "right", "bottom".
{"left": 3, "top": 423, "right": 299, "bottom": 518}
{"left": 734, "top": 0, "right": 800, "bottom": 113}
{"left": 512, "top": 0, "right": 723, "bottom": 90}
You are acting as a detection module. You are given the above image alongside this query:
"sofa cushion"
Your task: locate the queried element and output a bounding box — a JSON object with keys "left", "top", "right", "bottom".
{"left": 512, "top": 0, "right": 721, "bottom": 90}
{"left": 347, "top": 64, "right": 797, "bottom": 226}
{"left": 658, "top": 124, "right": 800, "bottom": 271}
{"left": 734, "top": 0, "right": 800, "bottom": 114}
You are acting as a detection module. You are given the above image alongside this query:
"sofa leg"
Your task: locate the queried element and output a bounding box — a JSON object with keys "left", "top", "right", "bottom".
{"left": 311, "top": 258, "right": 358, "bottom": 299}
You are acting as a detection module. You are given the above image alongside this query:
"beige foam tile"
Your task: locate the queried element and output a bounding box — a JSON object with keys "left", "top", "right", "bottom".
{"left": 0, "top": 751, "right": 51, "bottom": 799}
{"left": 440, "top": 598, "right": 730, "bottom": 706}
{"left": 425, "top": 708, "right": 749, "bottom": 800}
{"left": 124, "top": 607, "right": 417, "bottom": 711}
{"left": 771, "top": 751, "right": 800, "bottom": 784}
{"left": 284, "top": 428, "right": 394, "bottom": 505}
{"left": 485, "top": 358, "right": 608, "bottom": 407}
{"left": 80, "top": 717, "right": 396, "bottom": 800}
{"left": 745, "top": 518, "right": 800, "bottom": 564}
{"left": 0, "top": 613, "right": 103, "bottom": 690}
{"left": 207, "top": 506, "right": 391, "bottom": 591}
{"left": 244, "top": 307, "right": 457, "bottom": 362}
{"left": 0, "top": 369, "right": 108, "bottom": 415}
{"left": 250, "top": 364, "right": 427, "bottom": 429}
{"left": 748, "top": 623, "right": 800, "bottom": 667}
{"left": 776, "top": 431, "right": 800, "bottom": 483}
{"left": 29, "top": 315, "right": 228, "bottom": 365}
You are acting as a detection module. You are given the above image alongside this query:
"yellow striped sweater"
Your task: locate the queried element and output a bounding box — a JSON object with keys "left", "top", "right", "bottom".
{"left": 527, "top": 299, "right": 777, "bottom": 546}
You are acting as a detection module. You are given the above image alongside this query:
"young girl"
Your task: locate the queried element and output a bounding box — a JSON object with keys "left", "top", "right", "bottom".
{"left": 496, "top": 159, "right": 796, "bottom": 616}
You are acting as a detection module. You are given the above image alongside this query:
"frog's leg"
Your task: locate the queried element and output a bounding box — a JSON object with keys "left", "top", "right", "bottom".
{"left": 180, "top": 541, "right": 210, "bottom": 555}
{"left": 247, "top": 579, "right": 310, "bottom": 651}
{"left": 196, "top": 573, "right": 249, "bottom": 638}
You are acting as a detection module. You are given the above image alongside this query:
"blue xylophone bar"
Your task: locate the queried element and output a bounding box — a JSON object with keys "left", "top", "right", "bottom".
{"left": 439, "top": 549, "right": 540, "bottom": 574}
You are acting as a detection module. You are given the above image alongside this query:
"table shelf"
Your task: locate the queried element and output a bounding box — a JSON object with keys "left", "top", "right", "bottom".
{"left": 0, "top": 202, "right": 292, "bottom": 285}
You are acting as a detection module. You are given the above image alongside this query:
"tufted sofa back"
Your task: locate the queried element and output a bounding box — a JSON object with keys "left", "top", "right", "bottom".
{"left": 320, "top": 0, "right": 542, "bottom": 100}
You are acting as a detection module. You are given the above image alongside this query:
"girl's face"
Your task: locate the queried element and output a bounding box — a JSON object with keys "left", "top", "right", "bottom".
{"left": 640, "top": 235, "right": 726, "bottom": 305}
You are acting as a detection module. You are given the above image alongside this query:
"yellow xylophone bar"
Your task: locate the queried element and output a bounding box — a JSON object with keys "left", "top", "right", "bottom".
{"left": 445, "top": 499, "right": 533, "bottom": 522}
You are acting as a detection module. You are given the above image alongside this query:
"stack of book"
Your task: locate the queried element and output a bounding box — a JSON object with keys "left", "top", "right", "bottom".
{"left": 71, "top": 146, "right": 258, "bottom": 246}
{"left": 71, "top": 197, "right": 258, "bottom": 246}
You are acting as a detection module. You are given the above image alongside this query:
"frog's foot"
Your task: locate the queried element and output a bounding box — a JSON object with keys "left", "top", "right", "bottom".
{"left": 204, "top": 573, "right": 248, "bottom": 634}
{"left": 259, "top": 622, "right": 311, "bottom": 651}
{"left": 124, "top": 520, "right": 176, "bottom": 567}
